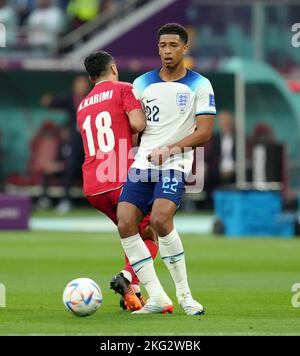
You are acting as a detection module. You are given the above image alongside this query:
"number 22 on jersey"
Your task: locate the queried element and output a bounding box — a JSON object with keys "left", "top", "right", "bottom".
{"left": 82, "top": 111, "right": 115, "bottom": 156}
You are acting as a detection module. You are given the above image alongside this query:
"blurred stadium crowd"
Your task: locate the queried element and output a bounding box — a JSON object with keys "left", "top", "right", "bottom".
{"left": 185, "top": 3, "right": 300, "bottom": 74}
{"left": 0, "top": 0, "right": 130, "bottom": 52}
{"left": 1, "top": 0, "right": 300, "bottom": 72}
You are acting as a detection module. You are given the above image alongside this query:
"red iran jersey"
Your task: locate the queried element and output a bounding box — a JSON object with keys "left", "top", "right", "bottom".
{"left": 77, "top": 81, "right": 141, "bottom": 196}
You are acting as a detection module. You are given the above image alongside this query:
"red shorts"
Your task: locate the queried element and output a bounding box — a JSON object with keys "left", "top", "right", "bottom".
{"left": 87, "top": 188, "right": 151, "bottom": 237}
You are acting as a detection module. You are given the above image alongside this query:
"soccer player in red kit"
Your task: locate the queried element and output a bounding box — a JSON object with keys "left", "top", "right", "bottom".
{"left": 77, "top": 51, "right": 158, "bottom": 311}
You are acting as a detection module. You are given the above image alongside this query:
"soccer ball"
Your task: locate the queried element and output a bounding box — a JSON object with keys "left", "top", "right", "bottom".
{"left": 63, "top": 278, "right": 102, "bottom": 317}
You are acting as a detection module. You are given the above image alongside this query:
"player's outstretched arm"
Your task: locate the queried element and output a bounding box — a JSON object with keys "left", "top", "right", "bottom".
{"left": 128, "top": 109, "right": 146, "bottom": 134}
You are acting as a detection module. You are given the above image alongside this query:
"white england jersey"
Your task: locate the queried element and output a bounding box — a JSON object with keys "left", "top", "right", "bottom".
{"left": 132, "top": 69, "right": 216, "bottom": 175}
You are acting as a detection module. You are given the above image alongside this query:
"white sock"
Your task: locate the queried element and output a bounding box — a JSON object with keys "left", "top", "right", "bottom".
{"left": 121, "top": 270, "right": 132, "bottom": 283}
{"left": 121, "top": 234, "right": 168, "bottom": 300}
{"left": 158, "top": 229, "right": 191, "bottom": 300}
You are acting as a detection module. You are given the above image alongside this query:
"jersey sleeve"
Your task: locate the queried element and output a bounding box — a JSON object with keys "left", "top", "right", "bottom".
{"left": 132, "top": 77, "right": 142, "bottom": 100}
{"left": 121, "top": 83, "right": 142, "bottom": 113}
{"left": 195, "top": 78, "right": 216, "bottom": 116}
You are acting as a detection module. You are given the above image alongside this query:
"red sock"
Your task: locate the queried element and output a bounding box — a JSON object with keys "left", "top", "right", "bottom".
{"left": 144, "top": 239, "right": 158, "bottom": 259}
{"left": 124, "top": 239, "right": 158, "bottom": 286}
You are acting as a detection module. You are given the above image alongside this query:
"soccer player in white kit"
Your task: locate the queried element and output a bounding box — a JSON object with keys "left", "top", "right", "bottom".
{"left": 117, "top": 23, "right": 216, "bottom": 314}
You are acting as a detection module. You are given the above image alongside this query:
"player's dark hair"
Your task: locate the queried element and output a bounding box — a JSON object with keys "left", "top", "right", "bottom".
{"left": 157, "top": 23, "right": 188, "bottom": 44}
{"left": 84, "top": 51, "right": 114, "bottom": 78}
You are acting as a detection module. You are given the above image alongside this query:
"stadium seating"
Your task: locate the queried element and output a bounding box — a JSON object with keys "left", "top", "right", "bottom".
{"left": 0, "top": 70, "right": 71, "bottom": 178}
{"left": 7, "top": 121, "right": 60, "bottom": 186}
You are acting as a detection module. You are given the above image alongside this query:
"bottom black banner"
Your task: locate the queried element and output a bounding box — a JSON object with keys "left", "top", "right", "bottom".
{"left": 0, "top": 335, "right": 298, "bottom": 354}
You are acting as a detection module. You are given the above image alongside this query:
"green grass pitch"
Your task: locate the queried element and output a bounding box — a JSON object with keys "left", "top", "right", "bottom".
{"left": 0, "top": 231, "right": 300, "bottom": 335}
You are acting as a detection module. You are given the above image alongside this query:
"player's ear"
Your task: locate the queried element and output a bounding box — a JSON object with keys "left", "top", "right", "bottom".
{"left": 183, "top": 43, "right": 189, "bottom": 55}
{"left": 111, "top": 63, "right": 118, "bottom": 76}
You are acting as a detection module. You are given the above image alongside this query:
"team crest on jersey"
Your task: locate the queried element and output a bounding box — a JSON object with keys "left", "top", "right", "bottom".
{"left": 176, "top": 93, "right": 190, "bottom": 112}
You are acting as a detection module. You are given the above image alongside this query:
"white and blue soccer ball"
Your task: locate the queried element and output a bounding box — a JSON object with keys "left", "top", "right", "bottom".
{"left": 63, "top": 278, "right": 102, "bottom": 317}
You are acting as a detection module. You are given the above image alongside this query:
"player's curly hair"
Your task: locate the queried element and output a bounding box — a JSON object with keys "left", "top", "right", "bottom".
{"left": 84, "top": 51, "right": 115, "bottom": 78}
{"left": 157, "top": 23, "right": 188, "bottom": 44}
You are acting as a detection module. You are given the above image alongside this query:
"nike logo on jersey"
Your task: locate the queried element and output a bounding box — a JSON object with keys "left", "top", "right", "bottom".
{"left": 135, "top": 266, "right": 144, "bottom": 273}
{"left": 146, "top": 98, "right": 157, "bottom": 103}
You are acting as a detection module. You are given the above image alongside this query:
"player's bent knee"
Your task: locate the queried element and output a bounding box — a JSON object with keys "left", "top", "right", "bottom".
{"left": 117, "top": 219, "right": 138, "bottom": 238}
{"left": 117, "top": 221, "right": 130, "bottom": 237}
{"left": 150, "top": 213, "right": 172, "bottom": 235}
